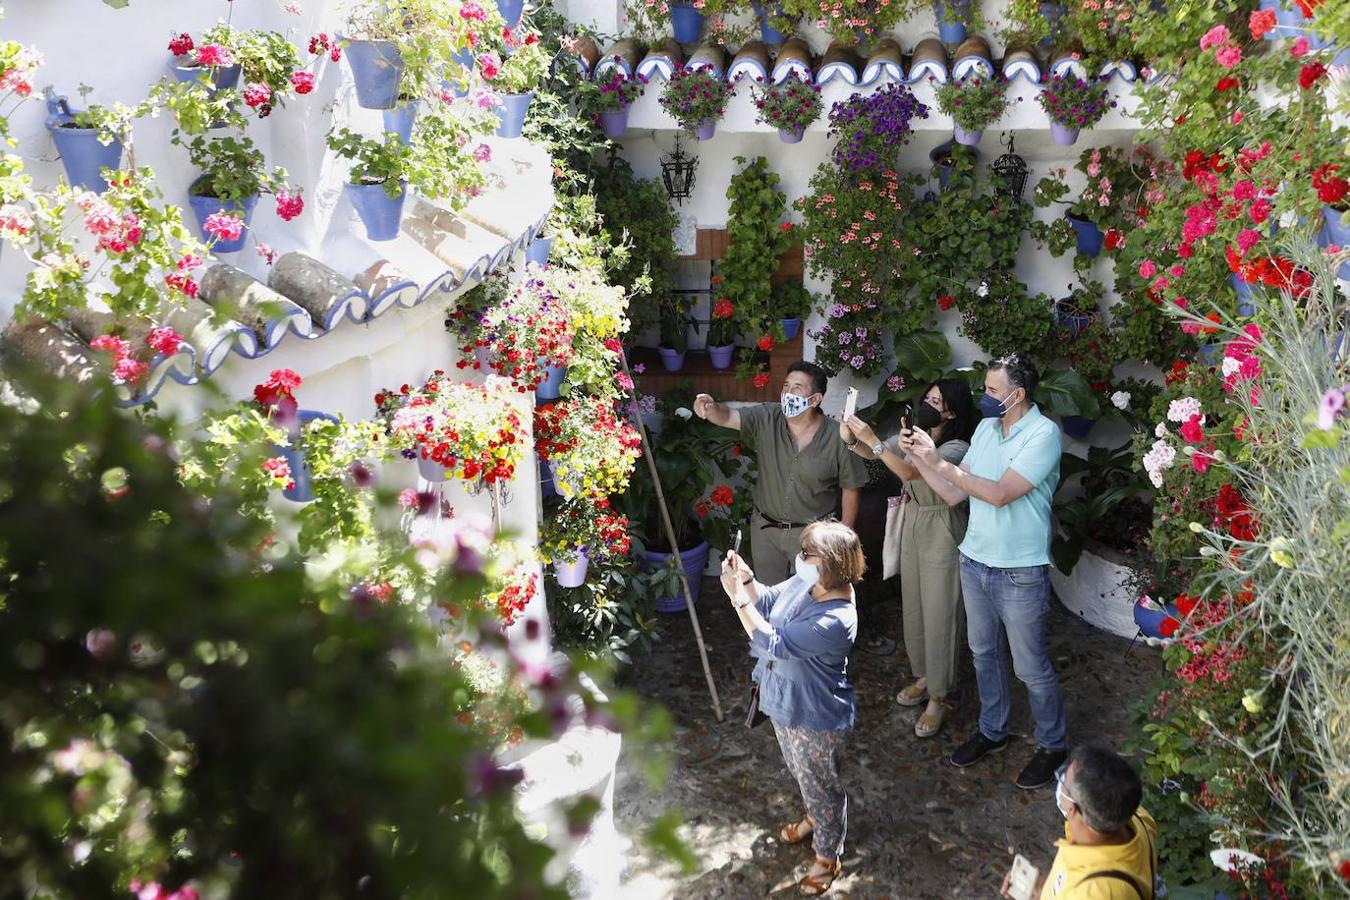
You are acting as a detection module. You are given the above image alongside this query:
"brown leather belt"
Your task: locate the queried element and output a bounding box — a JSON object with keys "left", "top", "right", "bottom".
{"left": 755, "top": 509, "right": 812, "bottom": 530}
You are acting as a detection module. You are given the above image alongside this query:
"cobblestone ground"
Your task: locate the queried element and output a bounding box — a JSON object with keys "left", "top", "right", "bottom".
{"left": 613, "top": 580, "right": 1161, "bottom": 899}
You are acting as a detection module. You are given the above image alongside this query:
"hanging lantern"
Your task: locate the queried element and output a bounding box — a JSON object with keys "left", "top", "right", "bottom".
{"left": 992, "top": 132, "right": 1028, "bottom": 202}
{"left": 660, "top": 137, "right": 698, "bottom": 205}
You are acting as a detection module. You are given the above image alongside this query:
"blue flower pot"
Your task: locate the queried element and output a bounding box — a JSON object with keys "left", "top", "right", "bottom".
{"left": 781, "top": 316, "right": 802, "bottom": 340}
{"left": 46, "top": 121, "right": 123, "bottom": 193}
{"left": 708, "top": 344, "right": 735, "bottom": 369}
{"left": 536, "top": 363, "right": 567, "bottom": 400}
{"left": 954, "top": 125, "right": 982, "bottom": 146}
{"left": 930, "top": 141, "right": 977, "bottom": 192}
{"left": 658, "top": 347, "right": 686, "bottom": 371}
{"left": 935, "top": 0, "right": 969, "bottom": 43}
{"left": 554, "top": 547, "right": 590, "bottom": 588}
{"left": 347, "top": 180, "right": 407, "bottom": 241}
{"left": 599, "top": 105, "right": 630, "bottom": 139}
{"left": 496, "top": 91, "right": 534, "bottom": 138}
{"left": 645, "top": 540, "right": 711, "bottom": 612}
{"left": 1055, "top": 306, "right": 1094, "bottom": 336}
{"left": 1038, "top": 2, "right": 1065, "bottom": 48}
{"left": 169, "top": 55, "right": 242, "bottom": 91}
{"left": 1307, "top": 32, "right": 1350, "bottom": 66}
{"left": 345, "top": 39, "right": 404, "bottom": 109}
{"left": 694, "top": 118, "right": 716, "bottom": 141}
{"left": 187, "top": 182, "right": 258, "bottom": 253}
{"left": 670, "top": 3, "right": 706, "bottom": 43}
{"left": 1061, "top": 415, "right": 1096, "bottom": 439}
{"left": 1199, "top": 343, "right": 1221, "bottom": 365}
{"left": 1049, "top": 121, "right": 1079, "bottom": 146}
{"left": 1067, "top": 214, "right": 1104, "bottom": 257}
{"left": 496, "top": 0, "right": 525, "bottom": 28}
{"left": 1133, "top": 600, "right": 1179, "bottom": 639}
{"left": 1320, "top": 203, "right": 1350, "bottom": 280}
{"left": 275, "top": 411, "right": 338, "bottom": 503}
{"left": 525, "top": 235, "right": 553, "bottom": 265}
{"left": 752, "top": 1, "right": 792, "bottom": 44}
{"left": 540, "top": 458, "right": 558, "bottom": 499}
{"left": 1232, "top": 273, "right": 1257, "bottom": 316}
{"left": 381, "top": 100, "right": 419, "bottom": 145}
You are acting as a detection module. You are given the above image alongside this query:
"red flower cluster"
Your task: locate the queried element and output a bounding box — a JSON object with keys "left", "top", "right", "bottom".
{"left": 254, "top": 368, "right": 301, "bottom": 415}
{"left": 710, "top": 485, "right": 734, "bottom": 507}
{"left": 493, "top": 570, "right": 536, "bottom": 625}
{"left": 1103, "top": 228, "right": 1124, "bottom": 252}
{"left": 756, "top": 334, "right": 774, "bottom": 352}
{"left": 936, "top": 294, "right": 955, "bottom": 311}
{"left": 752, "top": 372, "right": 771, "bottom": 388}
{"left": 168, "top": 33, "right": 194, "bottom": 57}
{"left": 1298, "top": 61, "right": 1327, "bottom": 90}
{"left": 533, "top": 402, "right": 576, "bottom": 461}
{"left": 1215, "top": 483, "right": 1259, "bottom": 541}
{"left": 308, "top": 33, "right": 342, "bottom": 62}
{"left": 713, "top": 298, "right": 734, "bottom": 319}
{"left": 1313, "top": 163, "right": 1348, "bottom": 205}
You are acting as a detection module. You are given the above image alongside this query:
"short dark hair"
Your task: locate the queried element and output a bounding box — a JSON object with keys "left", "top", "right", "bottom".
{"left": 988, "top": 352, "right": 1040, "bottom": 399}
{"left": 1067, "top": 744, "right": 1143, "bottom": 834}
{"left": 787, "top": 361, "right": 828, "bottom": 397}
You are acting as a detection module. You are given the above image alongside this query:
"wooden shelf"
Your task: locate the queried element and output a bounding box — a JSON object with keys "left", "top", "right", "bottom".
{"left": 629, "top": 330, "right": 804, "bottom": 402}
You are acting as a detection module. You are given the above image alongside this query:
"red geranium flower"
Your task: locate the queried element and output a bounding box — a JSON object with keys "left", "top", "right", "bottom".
{"left": 756, "top": 334, "right": 773, "bottom": 351}
{"left": 1103, "top": 228, "right": 1124, "bottom": 251}
{"left": 710, "top": 485, "right": 734, "bottom": 507}
{"left": 1299, "top": 61, "right": 1327, "bottom": 90}
{"left": 713, "top": 298, "right": 734, "bottom": 319}
{"left": 1215, "top": 76, "right": 1240, "bottom": 93}
{"left": 937, "top": 294, "right": 955, "bottom": 311}
{"left": 752, "top": 372, "right": 771, "bottom": 388}
{"left": 1160, "top": 616, "right": 1181, "bottom": 638}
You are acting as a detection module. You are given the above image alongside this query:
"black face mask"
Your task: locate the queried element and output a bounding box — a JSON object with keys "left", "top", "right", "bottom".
{"left": 912, "top": 401, "right": 943, "bottom": 431}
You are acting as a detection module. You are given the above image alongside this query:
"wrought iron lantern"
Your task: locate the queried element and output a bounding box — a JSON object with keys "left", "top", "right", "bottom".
{"left": 992, "top": 133, "right": 1029, "bottom": 203}
{"left": 660, "top": 137, "right": 698, "bottom": 205}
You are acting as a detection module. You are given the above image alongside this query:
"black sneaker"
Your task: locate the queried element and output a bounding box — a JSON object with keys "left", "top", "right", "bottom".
{"left": 1016, "top": 747, "right": 1069, "bottom": 790}
{"left": 949, "top": 732, "right": 1010, "bottom": 768}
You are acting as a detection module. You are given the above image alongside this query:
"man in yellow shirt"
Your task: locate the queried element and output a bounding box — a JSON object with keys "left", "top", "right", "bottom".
{"left": 1003, "top": 744, "right": 1158, "bottom": 899}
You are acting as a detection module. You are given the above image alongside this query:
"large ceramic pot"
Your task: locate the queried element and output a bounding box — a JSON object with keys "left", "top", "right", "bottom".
{"left": 345, "top": 39, "right": 404, "bottom": 109}
{"left": 670, "top": 2, "right": 706, "bottom": 44}
{"left": 1047, "top": 540, "right": 1142, "bottom": 639}
{"left": 643, "top": 540, "right": 712, "bottom": 612}
{"left": 347, "top": 180, "right": 407, "bottom": 241}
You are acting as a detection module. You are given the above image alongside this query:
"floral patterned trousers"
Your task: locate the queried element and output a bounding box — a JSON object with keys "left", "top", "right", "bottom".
{"left": 772, "top": 720, "right": 850, "bottom": 860}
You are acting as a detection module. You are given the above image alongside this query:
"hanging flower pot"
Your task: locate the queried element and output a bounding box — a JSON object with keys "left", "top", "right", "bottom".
{"left": 346, "top": 180, "right": 407, "bottom": 241}
{"left": 779, "top": 126, "right": 805, "bottom": 143}
{"left": 1038, "top": 3, "right": 1066, "bottom": 48}
{"left": 345, "top": 39, "right": 405, "bottom": 109}
{"left": 381, "top": 99, "right": 419, "bottom": 145}
{"left": 169, "top": 54, "right": 242, "bottom": 91}
{"left": 658, "top": 347, "right": 687, "bottom": 371}
{"left": 752, "top": 1, "right": 794, "bottom": 44}
{"left": 1049, "top": 121, "right": 1079, "bottom": 145}
{"left": 599, "top": 104, "right": 630, "bottom": 139}
{"left": 708, "top": 344, "right": 735, "bottom": 369}
{"left": 535, "top": 363, "right": 567, "bottom": 400}
{"left": 953, "top": 124, "right": 982, "bottom": 146}
{"left": 187, "top": 177, "right": 258, "bottom": 253}
{"left": 933, "top": 0, "right": 970, "bottom": 44}
{"left": 693, "top": 118, "right": 716, "bottom": 141}
{"left": 781, "top": 316, "right": 802, "bottom": 340}
{"left": 1060, "top": 415, "right": 1096, "bottom": 439}
{"left": 44, "top": 98, "right": 123, "bottom": 193}
{"left": 929, "top": 141, "right": 977, "bottom": 192}
{"left": 644, "top": 540, "right": 711, "bottom": 612}
{"left": 1065, "top": 214, "right": 1103, "bottom": 256}
{"left": 274, "top": 411, "right": 339, "bottom": 503}
{"left": 525, "top": 234, "right": 554, "bottom": 265}
{"left": 670, "top": 3, "right": 706, "bottom": 44}
{"left": 1053, "top": 297, "right": 1095, "bottom": 336}
{"left": 417, "top": 452, "right": 451, "bottom": 483}
{"left": 553, "top": 547, "right": 591, "bottom": 588}
{"left": 496, "top": 0, "right": 525, "bottom": 28}
{"left": 495, "top": 91, "right": 534, "bottom": 138}
{"left": 1231, "top": 274, "right": 1257, "bottom": 317}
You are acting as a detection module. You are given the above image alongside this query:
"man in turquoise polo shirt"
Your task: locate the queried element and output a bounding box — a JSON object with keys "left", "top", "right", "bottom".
{"left": 900, "top": 352, "right": 1067, "bottom": 790}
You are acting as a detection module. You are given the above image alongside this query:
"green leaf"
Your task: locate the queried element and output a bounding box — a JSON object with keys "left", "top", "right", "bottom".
{"left": 1035, "top": 368, "right": 1102, "bottom": 418}
{"left": 644, "top": 811, "right": 699, "bottom": 874}
{"left": 893, "top": 330, "right": 952, "bottom": 382}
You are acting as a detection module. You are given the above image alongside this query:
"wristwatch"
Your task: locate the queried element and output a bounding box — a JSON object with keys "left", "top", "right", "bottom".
{"left": 871, "top": 442, "right": 886, "bottom": 457}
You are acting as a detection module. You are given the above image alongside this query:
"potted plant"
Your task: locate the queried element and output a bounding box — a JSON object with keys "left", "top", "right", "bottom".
{"left": 250, "top": 368, "right": 339, "bottom": 504}
{"left": 584, "top": 68, "right": 647, "bottom": 140}
{"left": 166, "top": 25, "right": 242, "bottom": 93}
{"left": 932, "top": 74, "right": 1009, "bottom": 146}
{"left": 1038, "top": 72, "right": 1114, "bottom": 146}
{"left": 827, "top": 83, "right": 929, "bottom": 176}
{"left": 1315, "top": 163, "right": 1350, "bottom": 279}
{"left": 399, "top": 104, "right": 493, "bottom": 210}
{"left": 449, "top": 273, "right": 509, "bottom": 370}
{"left": 706, "top": 296, "right": 738, "bottom": 369}
{"left": 957, "top": 273, "right": 1055, "bottom": 359}
{"left": 478, "top": 269, "right": 575, "bottom": 397}
{"left": 776, "top": 0, "right": 908, "bottom": 42}
{"left": 752, "top": 1, "right": 798, "bottom": 43}
{"left": 343, "top": 0, "right": 482, "bottom": 108}
{"left": 772, "top": 280, "right": 812, "bottom": 340}
{"left": 934, "top": 0, "right": 983, "bottom": 44}
{"left": 752, "top": 70, "right": 822, "bottom": 143}
{"left": 42, "top": 95, "right": 143, "bottom": 193}
{"left": 657, "top": 294, "right": 694, "bottom": 371}
{"left": 659, "top": 66, "right": 733, "bottom": 140}
{"left": 533, "top": 396, "right": 643, "bottom": 502}
{"left": 327, "top": 127, "right": 412, "bottom": 241}
{"left": 484, "top": 30, "right": 551, "bottom": 138}
{"left": 1053, "top": 281, "right": 1102, "bottom": 339}
{"left": 181, "top": 135, "right": 296, "bottom": 253}
{"left": 809, "top": 310, "right": 890, "bottom": 378}
{"left": 374, "top": 373, "right": 526, "bottom": 484}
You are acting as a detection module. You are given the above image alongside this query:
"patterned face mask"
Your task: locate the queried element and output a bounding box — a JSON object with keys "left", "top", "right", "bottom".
{"left": 781, "top": 391, "right": 815, "bottom": 418}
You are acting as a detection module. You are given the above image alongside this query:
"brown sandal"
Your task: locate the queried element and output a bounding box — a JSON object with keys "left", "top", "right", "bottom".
{"left": 800, "top": 856, "right": 842, "bottom": 895}
{"left": 914, "top": 699, "right": 950, "bottom": 739}
{"left": 780, "top": 816, "right": 814, "bottom": 844}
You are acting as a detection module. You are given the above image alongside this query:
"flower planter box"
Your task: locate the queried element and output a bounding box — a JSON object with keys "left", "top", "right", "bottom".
{"left": 1048, "top": 541, "right": 1142, "bottom": 639}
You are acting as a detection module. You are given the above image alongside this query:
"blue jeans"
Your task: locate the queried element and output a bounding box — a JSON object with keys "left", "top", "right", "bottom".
{"left": 959, "top": 554, "right": 1067, "bottom": 751}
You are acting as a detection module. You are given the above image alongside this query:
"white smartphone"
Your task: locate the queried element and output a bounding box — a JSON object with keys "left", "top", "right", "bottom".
{"left": 1007, "top": 854, "right": 1040, "bottom": 900}
{"left": 732, "top": 529, "right": 742, "bottom": 555}
{"left": 842, "top": 386, "right": 859, "bottom": 421}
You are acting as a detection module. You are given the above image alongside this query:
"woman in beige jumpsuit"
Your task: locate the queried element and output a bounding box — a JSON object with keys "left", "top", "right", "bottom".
{"left": 842, "top": 378, "right": 976, "bottom": 738}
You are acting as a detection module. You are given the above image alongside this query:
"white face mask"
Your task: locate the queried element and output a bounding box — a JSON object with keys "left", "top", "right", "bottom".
{"left": 781, "top": 392, "right": 814, "bottom": 418}
{"left": 1055, "top": 776, "right": 1074, "bottom": 819}
{"left": 794, "top": 552, "right": 820, "bottom": 587}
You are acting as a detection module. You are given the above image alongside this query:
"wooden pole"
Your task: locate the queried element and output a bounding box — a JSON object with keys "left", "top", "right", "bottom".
{"left": 618, "top": 350, "right": 724, "bottom": 722}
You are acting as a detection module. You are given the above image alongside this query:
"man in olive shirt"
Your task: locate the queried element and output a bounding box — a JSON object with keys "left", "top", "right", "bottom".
{"left": 694, "top": 361, "right": 867, "bottom": 584}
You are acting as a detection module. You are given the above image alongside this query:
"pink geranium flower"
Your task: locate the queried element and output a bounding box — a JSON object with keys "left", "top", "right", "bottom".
{"left": 1216, "top": 46, "right": 1242, "bottom": 69}
{"left": 1200, "top": 25, "right": 1230, "bottom": 50}
{"left": 275, "top": 189, "right": 304, "bottom": 222}
{"left": 291, "top": 71, "right": 315, "bottom": 94}
{"left": 196, "top": 44, "right": 233, "bottom": 68}
{"left": 202, "top": 212, "right": 244, "bottom": 243}
{"left": 147, "top": 326, "right": 184, "bottom": 356}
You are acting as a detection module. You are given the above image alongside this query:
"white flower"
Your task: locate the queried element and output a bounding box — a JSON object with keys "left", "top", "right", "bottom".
{"left": 976, "top": 281, "right": 989, "bottom": 297}
{"left": 1142, "top": 438, "right": 1177, "bottom": 489}
{"left": 1278, "top": 209, "right": 1298, "bottom": 229}
{"left": 1167, "top": 396, "right": 1202, "bottom": 423}
{"left": 1221, "top": 357, "right": 1241, "bottom": 377}
{"left": 674, "top": 406, "right": 693, "bottom": 420}
{"left": 1155, "top": 422, "right": 1168, "bottom": 438}
{"left": 1111, "top": 390, "right": 1131, "bottom": 411}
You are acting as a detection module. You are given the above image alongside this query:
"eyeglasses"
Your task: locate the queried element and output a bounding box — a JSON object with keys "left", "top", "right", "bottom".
{"left": 798, "top": 549, "right": 818, "bottom": 561}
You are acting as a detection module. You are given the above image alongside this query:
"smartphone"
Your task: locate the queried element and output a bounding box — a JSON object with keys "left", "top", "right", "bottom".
{"left": 1007, "top": 854, "right": 1040, "bottom": 900}
{"left": 732, "top": 529, "right": 742, "bottom": 555}
{"left": 842, "top": 386, "right": 859, "bottom": 421}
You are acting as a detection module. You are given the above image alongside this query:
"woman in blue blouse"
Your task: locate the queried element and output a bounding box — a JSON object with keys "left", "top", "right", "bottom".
{"left": 721, "top": 520, "right": 862, "bottom": 896}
